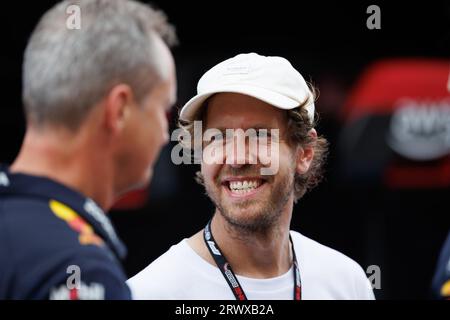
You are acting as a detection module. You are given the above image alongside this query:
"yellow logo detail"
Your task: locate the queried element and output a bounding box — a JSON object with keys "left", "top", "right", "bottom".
{"left": 49, "top": 200, "right": 104, "bottom": 247}
{"left": 441, "top": 280, "right": 450, "bottom": 297}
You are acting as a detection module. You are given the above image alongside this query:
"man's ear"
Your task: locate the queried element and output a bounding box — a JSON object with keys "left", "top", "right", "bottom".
{"left": 103, "top": 84, "right": 134, "bottom": 135}
{"left": 296, "top": 128, "right": 317, "bottom": 174}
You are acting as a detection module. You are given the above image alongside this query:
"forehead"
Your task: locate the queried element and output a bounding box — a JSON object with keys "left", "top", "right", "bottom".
{"left": 204, "top": 93, "right": 287, "bottom": 129}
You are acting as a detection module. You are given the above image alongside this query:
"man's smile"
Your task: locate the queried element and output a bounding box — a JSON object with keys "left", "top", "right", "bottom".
{"left": 220, "top": 176, "right": 268, "bottom": 199}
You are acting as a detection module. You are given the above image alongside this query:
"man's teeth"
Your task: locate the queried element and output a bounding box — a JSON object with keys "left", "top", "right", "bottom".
{"left": 228, "top": 180, "right": 260, "bottom": 193}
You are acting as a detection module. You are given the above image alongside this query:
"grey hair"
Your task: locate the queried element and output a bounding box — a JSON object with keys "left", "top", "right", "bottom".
{"left": 23, "top": 0, "right": 177, "bottom": 130}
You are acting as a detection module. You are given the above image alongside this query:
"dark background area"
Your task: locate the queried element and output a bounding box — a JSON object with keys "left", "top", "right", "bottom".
{"left": 0, "top": 0, "right": 449, "bottom": 299}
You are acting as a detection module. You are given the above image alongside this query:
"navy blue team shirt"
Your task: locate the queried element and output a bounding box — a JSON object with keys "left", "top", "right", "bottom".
{"left": 0, "top": 165, "right": 131, "bottom": 299}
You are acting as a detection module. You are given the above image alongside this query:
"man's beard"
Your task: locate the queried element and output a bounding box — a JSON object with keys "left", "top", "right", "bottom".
{"left": 204, "top": 165, "right": 294, "bottom": 234}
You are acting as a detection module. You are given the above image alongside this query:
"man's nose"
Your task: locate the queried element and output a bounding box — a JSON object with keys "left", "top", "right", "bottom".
{"left": 225, "top": 132, "right": 257, "bottom": 167}
{"left": 229, "top": 154, "right": 245, "bottom": 169}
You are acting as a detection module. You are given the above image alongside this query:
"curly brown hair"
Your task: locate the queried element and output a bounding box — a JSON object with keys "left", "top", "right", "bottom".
{"left": 178, "top": 87, "right": 329, "bottom": 202}
{"left": 286, "top": 104, "right": 329, "bottom": 201}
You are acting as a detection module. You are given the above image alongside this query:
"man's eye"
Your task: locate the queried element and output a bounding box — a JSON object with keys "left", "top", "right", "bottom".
{"left": 257, "top": 131, "right": 269, "bottom": 138}
{"left": 208, "top": 134, "right": 224, "bottom": 143}
{"left": 213, "top": 134, "right": 224, "bottom": 141}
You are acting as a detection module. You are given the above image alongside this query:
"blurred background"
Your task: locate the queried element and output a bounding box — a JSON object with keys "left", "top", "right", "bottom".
{"left": 0, "top": 0, "right": 449, "bottom": 299}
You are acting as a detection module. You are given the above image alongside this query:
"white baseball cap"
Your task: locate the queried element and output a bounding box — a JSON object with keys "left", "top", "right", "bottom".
{"left": 179, "top": 53, "right": 315, "bottom": 123}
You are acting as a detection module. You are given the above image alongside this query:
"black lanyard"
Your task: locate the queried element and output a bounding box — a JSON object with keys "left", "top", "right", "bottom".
{"left": 203, "top": 219, "right": 302, "bottom": 300}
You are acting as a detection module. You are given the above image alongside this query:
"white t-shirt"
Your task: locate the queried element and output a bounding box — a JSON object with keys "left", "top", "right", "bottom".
{"left": 127, "top": 231, "right": 375, "bottom": 300}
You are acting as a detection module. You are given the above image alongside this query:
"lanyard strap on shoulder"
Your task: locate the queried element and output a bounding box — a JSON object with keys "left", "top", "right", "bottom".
{"left": 203, "top": 219, "right": 302, "bottom": 300}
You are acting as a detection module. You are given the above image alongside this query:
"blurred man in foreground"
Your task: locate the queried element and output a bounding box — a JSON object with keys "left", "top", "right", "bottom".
{"left": 0, "top": 0, "right": 176, "bottom": 299}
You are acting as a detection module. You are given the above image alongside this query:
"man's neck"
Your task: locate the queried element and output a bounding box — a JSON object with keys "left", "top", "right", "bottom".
{"left": 189, "top": 207, "right": 294, "bottom": 279}
{"left": 10, "top": 126, "right": 114, "bottom": 210}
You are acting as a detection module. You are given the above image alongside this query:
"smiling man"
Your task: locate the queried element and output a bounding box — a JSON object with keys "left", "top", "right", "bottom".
{"left": 128, "top": 53, "right": 374, "bottom": 300}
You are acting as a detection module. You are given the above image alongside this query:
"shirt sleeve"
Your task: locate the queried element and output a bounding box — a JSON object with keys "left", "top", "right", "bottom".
{"left": 350, "top": 260, "right": 376, "bottom": 300}
{"left": 357, "top": 277, "right": 376, "bottom": 300}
